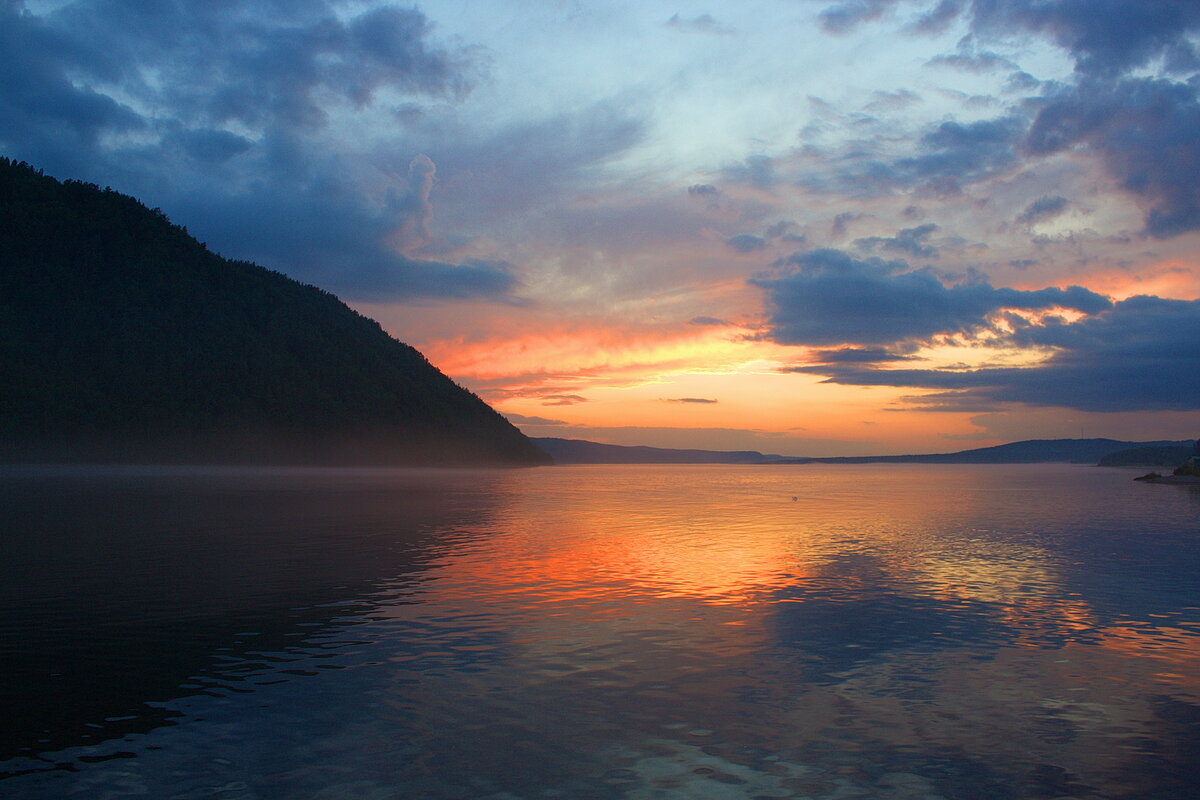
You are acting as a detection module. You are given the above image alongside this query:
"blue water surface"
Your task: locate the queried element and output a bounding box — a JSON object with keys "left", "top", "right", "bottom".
{"left": 2, "top": 463, "right": 1198, "bottom": 799}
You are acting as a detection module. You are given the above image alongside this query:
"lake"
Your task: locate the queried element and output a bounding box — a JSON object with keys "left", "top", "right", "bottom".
{"left": 2, "top": 463, "right": 1198, "bottom": 799}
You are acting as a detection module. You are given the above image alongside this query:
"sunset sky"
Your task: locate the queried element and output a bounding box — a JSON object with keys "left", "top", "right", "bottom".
{"left": 5, "top": 0, "right": 1199, "bottom": 455}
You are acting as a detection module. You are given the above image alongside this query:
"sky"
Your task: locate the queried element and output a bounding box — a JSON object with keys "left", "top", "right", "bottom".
{"left": 4, "top": 0, "right": 1199, "bottom": 455}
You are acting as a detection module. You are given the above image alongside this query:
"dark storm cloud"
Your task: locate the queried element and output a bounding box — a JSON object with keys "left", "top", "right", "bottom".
{"left": 789, "top": 296, "right": 1200, "bottom": 412}
{"left": 1024, "top": 76, "right": 1200, "bottom": 238}
{"left": 1015, "top": 195, "right": 1069, "bottom": 227}
{"left": 959, "top": 1, "right": 1200, "bottom": 237}
{"left": 0, "top": 1, "right": 524, "bottom": 303}
{"left": 855, "top": 223, "right": 940, "bottom": 258}
{"left": 901, "top": 117, "right": 1023, "bottom": 189}
{"left": 179, "top": 182, "right": 520, "bottom": 302}
{"left": 969, "top": 0, "right": 1200, "bottom": 77}
{"left": 164, "top": 127, "right": 254, "bottom": 165}
{"left": 804, "top": 1, "right": 1200, "bottom": 242}
{"left": 750, "top": 248, "right": 1110, "bottom": 347}
{"left": 0, "top": 5, "right": 144, "bottom": 170}
{"left": 58, "top": 1, "right": 466, "bottom": 130}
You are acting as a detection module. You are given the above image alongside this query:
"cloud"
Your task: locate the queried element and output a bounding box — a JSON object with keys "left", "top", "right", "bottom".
{"left": 392, "top": 154, "right": 437, "bottom": 254}
{"left": 791, "top": 296, "right": 1200, "bottom": 413}
{"left": 664, "top": 14, "right": 732, "bottom": 35}
{"left": 811, "top": 347, "right": 919, "bottom": 363}
{"left": 968, "top": 0, "right": 1200, "bottom": 78}
{"left": 723, "top": 154, "right": 775, "bottom": 187}
{"left": 897, "top": 117, "right": 1024, "bottom": 193}
{"left": 751, "top": 248, "right": 1111, "bottom": 347}
{"left": 429, "top": 98, "right": 646, "bottom": 222}
{"left": 855, "top": 223, "right": 940, "bottom": 258}
{"left": 0, "top": 1, "right": 528, "bottom": 303}
{"left": 1015, "top": 195, "right": 1069, "bottom": 227}
{"left": 842, "top": 2, "right": 1200, "bottom": 241}
{"left": 831, "top": 212, "right": 864, "bottom": 238}
{"left": 665, "top": 397, "right": 718, "bottom": 404}
{"left": 764, "top": 220, "right": 798, "bottom": 238}
{"left": 818, "top": 0, "right": 901, "bottom": 34}
{"left": 805, "top": 116, "right": 1025, "bottom": 199}
{"left": 1005, "top": 71, "right": 1042, "bottom": 92}
{"left": 865, "top": 89, "right": 923, "bottom": 112}
{"left": 726, "top": 234, "right": 768, "bottom": 253}
{"left": 44, "top": 1, "right": 467, "bottom": 137}
{"left": 1024, "top": 76, "right": 1200, "bottom": 238}
{"left": 909, "top": 0, "right": 965, "bottom": 35}
{"left": 801, "top": 0, "right": 1200, "bottom": 233}
{"left": 926, "top": 51, "right": 1018, "bottom": 73}
{"left": 174, "top": 156, "right": 521, "bottom": 302}
{"left": 541, "top": 394, "right": 589, "bottom": 406}
{"left": 0, "top": 5, "right": 145, "bottom": 169}
{"left": 689, "top": 316, "right": 730, "bottom": 326}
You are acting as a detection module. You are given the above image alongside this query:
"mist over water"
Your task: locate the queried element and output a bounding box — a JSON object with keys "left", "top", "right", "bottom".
{"left": 2, "top": 463, "right": 1198, "bottom": 799}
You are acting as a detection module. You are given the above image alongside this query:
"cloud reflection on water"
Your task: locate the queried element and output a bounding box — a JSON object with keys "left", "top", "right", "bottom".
{"left": 2, "top": 463, "right": 1198, "bottom": 798}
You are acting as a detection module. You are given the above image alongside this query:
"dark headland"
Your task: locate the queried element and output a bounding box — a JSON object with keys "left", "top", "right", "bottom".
{"left": 1129, "top": 438, "right": 1200, "bottom": 484}
{"left": 0, "top": 158, "right": 549, "bottom": 467}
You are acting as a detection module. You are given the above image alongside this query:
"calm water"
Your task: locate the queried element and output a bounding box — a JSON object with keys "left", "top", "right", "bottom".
{"left": 2, "top": 463, "right": 1198, "bottom": 799}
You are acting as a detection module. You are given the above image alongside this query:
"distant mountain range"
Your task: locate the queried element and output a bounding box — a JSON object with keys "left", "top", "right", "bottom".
{"left": 535, "top": 437, "right": 1194, "bottom": 465}
{"left": 533, "top": 438, "right": 777, "bottom": 465}
{"left": 0, "top": 158, "right": 548, "bottom": 466}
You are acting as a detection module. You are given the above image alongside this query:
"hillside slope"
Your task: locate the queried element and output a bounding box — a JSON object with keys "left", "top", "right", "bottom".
{"left": 0, "top": 158, "right": 548, "bottom": 466}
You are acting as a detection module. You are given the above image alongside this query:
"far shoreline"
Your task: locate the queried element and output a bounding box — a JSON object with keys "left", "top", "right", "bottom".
{"left": 1133, "top": 473, "right": 1200, "bottom": 485}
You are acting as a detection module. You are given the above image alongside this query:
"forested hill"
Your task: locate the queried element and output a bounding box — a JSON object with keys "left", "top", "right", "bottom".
{"left": 0, "top": 158, "right": 548, "bottom": 466}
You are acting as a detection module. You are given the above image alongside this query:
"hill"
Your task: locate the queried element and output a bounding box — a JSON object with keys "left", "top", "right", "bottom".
{"left": 1097, "top": 445, "right": 1194, "bottom": 467}
{"left": 532, "top": 437, "right": 1190, "bottom": 465}
{"left": 780, "top": 438, "right": 1191, "bottom": 465}
{"left": 0, "top": 158, "right": 548, "bottom": 466}
{"left": 533, "top": 438, "right": 778, "bottom": 464}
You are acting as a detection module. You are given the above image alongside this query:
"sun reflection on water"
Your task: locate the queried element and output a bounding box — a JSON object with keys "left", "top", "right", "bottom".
{"left": 3, "top": 463, "right": 1198, "bottom": 799}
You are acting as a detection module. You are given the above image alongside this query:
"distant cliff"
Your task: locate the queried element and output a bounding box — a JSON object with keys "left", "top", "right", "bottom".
{"left": 0, "top": 158, "right": 548, "bottom": 466}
